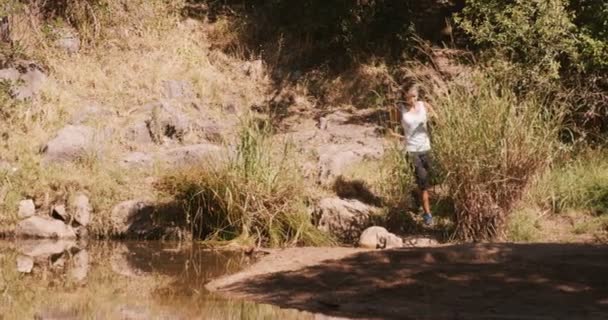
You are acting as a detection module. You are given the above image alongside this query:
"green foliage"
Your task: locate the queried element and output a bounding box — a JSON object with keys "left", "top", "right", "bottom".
{"left": 432, "top": 72, "right": 562, "bottom": 241}
{"left": 158, "top": 119, "right": 332, "bottom": 247}
{"left": 456, "top": 0, "right": 579, "bottom": 82}
{"left": 530, "top": 151, "right": 608, "bottom": 215}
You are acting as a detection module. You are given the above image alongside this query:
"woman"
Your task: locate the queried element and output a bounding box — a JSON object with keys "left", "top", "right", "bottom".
{"left": 395, "top": 85, "right": 436, "bottom": 225}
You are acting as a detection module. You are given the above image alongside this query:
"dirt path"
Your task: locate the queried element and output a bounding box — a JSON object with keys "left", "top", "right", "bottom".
{"left": 207, "top": 243, "right": 608, "bottom": 320}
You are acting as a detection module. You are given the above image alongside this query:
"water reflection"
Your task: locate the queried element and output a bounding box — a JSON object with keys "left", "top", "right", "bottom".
{"left": 0, "top": 240, "right": 325, "bottom": 320}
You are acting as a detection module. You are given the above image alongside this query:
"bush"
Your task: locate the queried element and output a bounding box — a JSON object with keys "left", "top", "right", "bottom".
{"left": 431, "top": 72, "right": 562, "bottom": 241}
{"left": 157, "top": 119, "right": 332, "bottom": 247}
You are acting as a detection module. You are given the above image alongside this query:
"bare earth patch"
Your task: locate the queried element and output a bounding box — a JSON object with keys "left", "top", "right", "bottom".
{"left": 207, "top": 244, "right": 608, "bottom": 319}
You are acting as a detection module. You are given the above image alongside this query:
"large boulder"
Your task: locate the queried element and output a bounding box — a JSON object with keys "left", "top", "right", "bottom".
{"left": 16, "top": 240, "right": 77, "bottom": 258}
{"left": 315, "top": 198, "right": 378, "bottom": 243}
{"left": 41, "top": 125, "right": 103, "bottom": 163}
{"left": 358, "top": 226, "right": 403, "bottom": 249}
{"left": 110, "top": 200, "right": 155, "bottom": 236}
{"left": 16, "top": 216, "right": 76, "bottom": 239}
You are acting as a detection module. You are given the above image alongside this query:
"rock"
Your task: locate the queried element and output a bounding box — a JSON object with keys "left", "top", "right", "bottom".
{"left": 16, "top": 255, "right": 34, "bottom": 273}
{"left": 145, "top": 102, "right": 190, "bottom": 143}
{"left": 41, "top": 125, "right": 102, "bottom": 163}
{"left": 317, "top": 143, "right": 383, "bottom": 185}
{"left": 17, "top": 240, "right": 76, "bottom": 258}
{"left": 16, "top": 216, "right": 76, "bottom": 239}
{"left": 125, "top": 121, "right": 154, "bottom": 145}
{"left": 162, "top": 80, "right": 194, "bottom": 99}
{"left": 159, "top": 144, "right": 224, "bottom": 167}
{"left": 358, "top": 226, "right": 403, "bottom": 249}
{"left": 51, "top": 204, "right": 69, "bottom": 222}
{"left": 18, "top": 199, "right": 36, "bottom": 219}
{"left": 120, "top": 152, "right": 153, "bottom": 168}
{"left": 110, "top": 200, "right": 154, "bottom": 236}
{"left": 3, "top": 65, "right": 47, "bottom": 100}
{"left": 71, "top": 193, "right": 91, "bottom": 227}
{"left": 315, "top": 198, "right": 378, "bottom": 243}
{"left": 69, "top": 250, "right": 89, "bottom": 282}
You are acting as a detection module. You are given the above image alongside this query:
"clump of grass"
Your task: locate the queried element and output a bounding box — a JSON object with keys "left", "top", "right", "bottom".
{"left": 507, "top": 208, "right": 542, "bottom": 242}
{"left": 431, "top": 72, "right": 562, "bottom": 241}
{"left": 529, "top": 150, "right": 608, "bottom": 215}
{"left": 157, "top": 119, "right": 332, "bottom": 247}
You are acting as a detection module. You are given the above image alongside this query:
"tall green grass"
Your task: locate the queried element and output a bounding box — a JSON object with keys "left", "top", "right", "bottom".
{"left": 529, "top": 150, "right": 608, "bottom": 215}
{"left": 157, "top": 119, "right": 332, "bottom": 247}
{"left": 431, "top": 72, "right": 563, "bottom": 241}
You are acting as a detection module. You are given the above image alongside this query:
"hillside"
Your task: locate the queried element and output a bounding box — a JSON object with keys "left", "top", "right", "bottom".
{"left": 0, "top": 0, "right": 606, "bottom": 245}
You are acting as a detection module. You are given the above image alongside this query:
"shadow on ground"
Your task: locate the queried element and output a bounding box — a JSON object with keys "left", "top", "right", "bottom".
{"left": 220, "top": 243, "right": 608, "bottom": 320}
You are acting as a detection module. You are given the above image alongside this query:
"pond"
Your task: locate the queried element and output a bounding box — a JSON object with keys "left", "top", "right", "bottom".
{"left": 0, "top": 240, "right": 326, "bottom": 320}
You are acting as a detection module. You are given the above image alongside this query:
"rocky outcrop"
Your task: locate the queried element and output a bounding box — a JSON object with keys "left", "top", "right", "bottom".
{"left": 358, "top": 226, "right": 403, "bottom": 249}
{"left": 16, "top": 216, "right": 76, "bottom": 239}
{"left": 41, "top": 125, "right": 104, "bottom": 163}
{"left": 315, "top": 197, "right": 379, "bottom": 243}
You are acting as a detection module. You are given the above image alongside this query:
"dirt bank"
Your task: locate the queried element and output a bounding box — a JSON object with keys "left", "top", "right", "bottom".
{"left": 207, "top": 244, "right": 608, "bottom": 320}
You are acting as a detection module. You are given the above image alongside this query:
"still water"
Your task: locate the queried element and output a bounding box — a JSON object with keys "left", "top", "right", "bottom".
{"left": 0, "top": 240, "right": 324, "bottom": 320}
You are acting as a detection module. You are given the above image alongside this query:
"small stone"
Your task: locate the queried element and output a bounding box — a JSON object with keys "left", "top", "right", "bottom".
{"left": 18, "top": 199, "right": 36, "bottom": 219}
{"left": 16, "top": 255, "right": 34, "bottom": 273}
{"left": 71, "top": 193, "right": 91, "bottom": 227}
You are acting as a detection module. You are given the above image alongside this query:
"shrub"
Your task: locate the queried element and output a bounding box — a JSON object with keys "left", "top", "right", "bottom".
{"left": 431, "top": 72, "right": 562, "bottom": 241}
{"left": 157, "top": 119, "right": 332, "bottom": 247}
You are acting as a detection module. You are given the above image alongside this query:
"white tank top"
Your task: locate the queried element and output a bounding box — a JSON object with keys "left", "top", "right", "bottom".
{"left": 400, "top": 101, "right": 431, "bottom": 152}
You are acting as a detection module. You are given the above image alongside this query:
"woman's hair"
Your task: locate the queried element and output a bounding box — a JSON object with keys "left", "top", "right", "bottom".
{"left": 403, "top": 84, "right": 419, "bottom": 99}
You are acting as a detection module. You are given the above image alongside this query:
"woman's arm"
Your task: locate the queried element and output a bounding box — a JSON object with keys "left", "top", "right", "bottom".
{"left": 424, "top": 101, "right": 438, "bottom": 119}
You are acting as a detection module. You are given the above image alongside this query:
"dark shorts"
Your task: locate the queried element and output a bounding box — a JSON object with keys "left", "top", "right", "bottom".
{"left": 407, "top": 151, "right": 434, "bottom": 190}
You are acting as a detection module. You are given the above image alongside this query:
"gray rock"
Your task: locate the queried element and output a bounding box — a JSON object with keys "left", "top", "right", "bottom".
{"left": 159, "top": 144, "right": 224, "bottom": 167}
{"left": 120, "top": 152, "right": 153, "bottom": 168}
{"left": 125, "top": 121, "right": 154, "bottom": 145}
{"left": 162, "top": 80, "right": 194, "bottom": 99}
{"left": 16, "top": 216, "right": 76, "bottom": 239}
{"left": 18, "top": 199, "right": 36, "bottom": 219}
{"left": 69, "top": 250, "right": 89, "bottom": 282}
{"left": 110, "top": 200, "right": 153, "bottom": 236}
{"left": 52, "top": 204, "right": 69, "bottom": 222}
{"left": 71, "top": 193, "right": 91, "bottom": 227}
{"left": 358, "top": 226, "right": 403, "bottom": 249}
{"left": 0, "top": 67, "right": 20, "bottom": 81}
{"left": 41, "top": 125, "right": 102, "bottom": 163}
{"left": 9, "top": 65, "right": 47, "bottom": 100}
{"left": 315, "top": 198, "right": 378, "bottom": 243}
{"left": 317, "top": 143, "right": 383, "bottom": 185}
{"left": 16, "top": 240, "right": 77, "bottom": 258}
{"left": 145, "top": 102, "right": 190, "bottom": 143}
{"left": 16, "top": 255, "right": 34, "bottom": 273}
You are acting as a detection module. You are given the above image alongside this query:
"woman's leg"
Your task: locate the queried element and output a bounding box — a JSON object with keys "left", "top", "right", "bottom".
{"left": 422, "top": 188, "right": 431, "bottom": 215}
